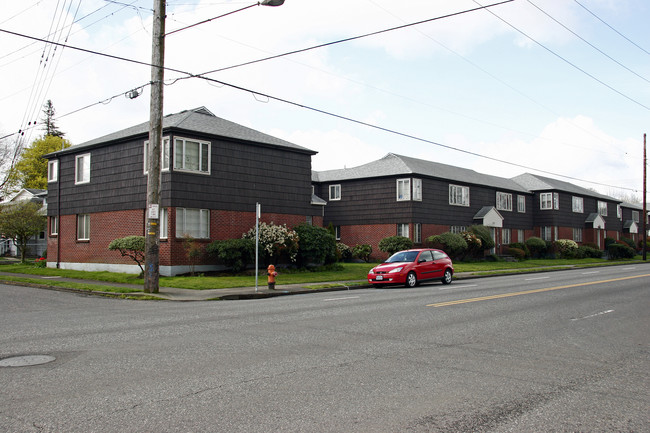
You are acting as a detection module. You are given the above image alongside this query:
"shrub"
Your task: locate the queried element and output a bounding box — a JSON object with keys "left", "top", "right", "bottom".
{"left": 507, "top": 247, "right": 526, "bottom": 261}
{"left": 575, "top": 246, "right": 602, "bottom": 259}
{"left": 243, "top": 222, "right": 299, "bottom": 265}
{"left": 293, "top": 223, "right": 337, "bottom": 267}
{"left": 469, "top": 225, "right": 495, "bottom": 252}
{"left": 525, "top": 237, "right": 547, "bottom": 258}
{"left": 336, "top": 242, "right": 353, "bottom": 262}
{"left": 378, "top": 236, "right": 413, "bottom": 255}
{"left": 620, "top": 237, "right": 635, "bottom": 249}
{"left": 108, "top": 235, "right": 146, "bottom": 276}
{"left": 607, "top": 243, "right": 635, "bottom": 259}
{"left": 183, "top": 235, "right": 204, "bottom": 276}
{"left": 460, "top": 231, "right": 482, "bottom": 259}
{"left": 352, "top": 244, "right": 372, "bottom": 262}
{"left": 425, "top": 232, "right": 467, "bottom": 258}
{"left": 604, "top": 237, "right": 618, "bottom": 249}
{"left": 508, "top": 242, "right": 530, "bottom": 258}
{"left": 639, "top": 237, "right": 650, "bottom": 251}
{"left": 34, "top": 257, "right": 47, "bottom": 268}
{"left": 554, "top": 239, "right": 579, "bottom": 258}
{"left": 206, "top": 238, "right": 254, "bottom": 273}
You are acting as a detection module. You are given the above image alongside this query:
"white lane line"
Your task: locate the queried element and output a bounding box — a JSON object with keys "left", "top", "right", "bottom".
{"left": 323, "top": 296, "right": 360, "bottom": 302}
{"left": 581, "top": 271, "right": 600, "bottom": 275}
{"left": 439, "top": 284, "right": 477, "bottom": 290}
{"left": 41, "top": 276, "right": 62, "bottom": 279}
{"left": 525, "top": 276, "right": 550, "bottom": 281}
{"left": 622, "top": 267, "right": 636, "bottom": 270}
{"left": 571, "top": 310, "right": 614, "bottom": 321}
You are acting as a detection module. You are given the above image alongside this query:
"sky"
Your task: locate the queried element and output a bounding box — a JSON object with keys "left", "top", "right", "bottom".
{"left": 1, "top": 0, "right": 648, "bottom": 202}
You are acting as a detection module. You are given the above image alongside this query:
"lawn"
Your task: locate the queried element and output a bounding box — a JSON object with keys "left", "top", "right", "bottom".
{"left": 0, "top": 257, "right": 645, "bottom": 291}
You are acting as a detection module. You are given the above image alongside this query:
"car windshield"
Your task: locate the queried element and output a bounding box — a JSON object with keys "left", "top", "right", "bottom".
{"left": 385, "top": 251, "right": 418, "bottom": 263}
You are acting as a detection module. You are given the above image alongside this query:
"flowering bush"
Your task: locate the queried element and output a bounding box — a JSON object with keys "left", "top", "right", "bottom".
{"left": 243, "top": 222, "right": 299, "bottom": 264}
{"left": 34, "top": 257, "right": 46, "bottom": 268}
{"left": 554, "top": 239, "right": 578, "bottom": 258}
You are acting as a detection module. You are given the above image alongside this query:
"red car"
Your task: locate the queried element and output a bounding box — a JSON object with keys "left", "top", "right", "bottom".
{"left": 368, "top": 248, "right": 454, "bottom": 287}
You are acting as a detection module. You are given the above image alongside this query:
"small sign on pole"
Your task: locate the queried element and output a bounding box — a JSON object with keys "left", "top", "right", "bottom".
{"left": 255, "top": 203, "right": 261, "bottom": 291}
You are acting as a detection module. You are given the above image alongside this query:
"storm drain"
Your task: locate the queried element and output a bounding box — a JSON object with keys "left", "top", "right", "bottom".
{"left": 0, "top": 355, "right": 56, "bottom": 367}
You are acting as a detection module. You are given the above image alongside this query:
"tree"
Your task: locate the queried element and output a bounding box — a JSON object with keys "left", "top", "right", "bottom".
{"left": 0, "top": 136, "right": 21, "bottom": 197}
{"left": 0, "top": 201, "right": 46, "bottom": 263}
{"left": 6, "top": 135, "right": 71, "bottom": 190}
{"left": 293, "top": 223, "right": 336, "bottom": 267}
{"left": 108, "top": 236, "right": 146, "bottom": 277}
{"left": 41, "top": 100, "right": 65, "bottom": 138}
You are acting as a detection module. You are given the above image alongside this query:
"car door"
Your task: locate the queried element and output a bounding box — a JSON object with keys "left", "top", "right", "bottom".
{"left": 414, "top": 250, "right": 440, "bottom": 281}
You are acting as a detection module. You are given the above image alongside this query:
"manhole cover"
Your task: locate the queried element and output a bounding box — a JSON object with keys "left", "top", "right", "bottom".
{"left": 0, "top": 355, "right": 56, "bottom": 367}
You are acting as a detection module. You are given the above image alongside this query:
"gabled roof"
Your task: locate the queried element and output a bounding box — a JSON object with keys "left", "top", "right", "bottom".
{"left": 48, "top": 107, "right": 315, "bottom": 156}
{"left": 511, "top": 173, "right": 617, "bottom": 201}
{"left": 313, "top": 153, "right": 530, "bottom": 193}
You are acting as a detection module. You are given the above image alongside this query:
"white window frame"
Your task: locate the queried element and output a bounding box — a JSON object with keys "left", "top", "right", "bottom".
{"left": 75, "top": 153, "right": 91, "bottom": 185}
{"left": 573, "top": 228, "right": 583, "bottom": 243}
{"left": 541, "top": 226, "right": 552, "bottom": 242}
{"left": 144, "top": 137, "right": 170, "bottom": 174}
{"left": 413, "top": 178, "right": 422, "bottom": 201}
{"left": 598, "top": 201, "right": 608, "bottom": 216}
{"left": 334, "top": 226, "right": 341, "bottom": 241}
{"left": 47, "top": 160, "right": 58, "bottom": 182}
{"left": 518, "top": 229, "right": 525, "bottom": 242}
{"left": 397, "top": 223, "right": 409, "bottom": 238}
{"left": 159, "top": 207, "right": 168, "bottom": 239}
{"left": 77, "top": 214, "right": 90, "bottom": 241}
{"left": 632, "top": 210, "right": 639, "bottom": 223}
{"left": 496, "top": 192, "right": 513, "bottom": 211}
{"left": 329, "top": 184, "right": 341, "bottom": 201}
{"left": 540, "top": 192, "right": 558, "bottom": 210}
{"left": 449, "top": 184, "right": 470, "bottom": 207}
{"left": 397, "top": 179, "right": 411, "bottom": 201}
{"left": 502, "top": 228, "right": 511, "bottom": 245}
{"left": 517, "top": 195, "right": 526, "bottom": 213}
{"left": 414, "top": 223, "right": 422, "bottom": 244}
{"left": 617, "top": 204, "right": 622, "bottom": 219}
{"left": 176, "top": 208, "right": 209, "bottom": 239}
{"left": 572, "top": 196, "right": 584, "bottom": 213}
{"left": 50, "top": 216, "right": 58, "bottom": 236}
{"left": 173, "top": 137, "right": 211, "bottom": 174}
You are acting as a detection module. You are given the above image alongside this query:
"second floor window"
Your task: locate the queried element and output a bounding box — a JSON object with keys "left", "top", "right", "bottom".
{"left": 144, "top": 138, "right": 170, "bottom": 173}
{"left": 174, "top": 138, "right": 210, "bottom": 174}
{"left": 540, "top": 192, "right": 558, "bottom": 210}
{"left": 75, "top": 153, "right": 91, "bottom": 184}
{"left": 48, "top": 160, "right": 58, "bottom": 182}
{"left": 329, "top": 184, "right": 341, "bottom": 200}
{"left": 632, "top": 210, "right": 639, "bottom": 223}
{"left": 449, "top": 184, "right": 469, "bottom": 206}
{"left": 598, "top": 201, "right": 608, "bottom": 216}
{"left": 572, "top": 196, "right": 584, "bottom": 213}
{"left": 496, "top": 192, "right": 512, "bottom": 211}
{"left": 517, "top": 195, "right": 526, "bottom": 213}
{"left": 397, "top": 179, "right": 411, "bottom": 201}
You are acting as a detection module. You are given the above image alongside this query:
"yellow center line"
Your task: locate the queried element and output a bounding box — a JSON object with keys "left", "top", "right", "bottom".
{"left": 427, "top": 273, "right": 650, "bottom": 308}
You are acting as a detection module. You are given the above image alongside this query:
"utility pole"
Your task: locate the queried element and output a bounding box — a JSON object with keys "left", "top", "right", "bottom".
{"left": 144, "top": 0, "right": 165, "bottom": 293}
{"left": 643, "top": 133, "right": 647, "bottom": 261}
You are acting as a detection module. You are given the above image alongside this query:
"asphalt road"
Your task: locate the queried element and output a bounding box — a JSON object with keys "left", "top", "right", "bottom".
{"left": 1, "top": 264, "right": 649, "bottom": 432}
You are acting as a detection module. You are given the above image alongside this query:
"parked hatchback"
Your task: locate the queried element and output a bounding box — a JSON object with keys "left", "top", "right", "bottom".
{"left": 368, "top": 248, "right": 454, "bottom": 287}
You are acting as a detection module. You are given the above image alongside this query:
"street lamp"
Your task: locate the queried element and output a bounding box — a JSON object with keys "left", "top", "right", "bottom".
{"left": 144, "top": 0, "right": 285, "bottom": 293}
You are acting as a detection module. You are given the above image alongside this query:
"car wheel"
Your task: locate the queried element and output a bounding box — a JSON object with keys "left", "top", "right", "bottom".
{"left": 405, "top": 272, "right": 417, "bottom": 288}
{"left": 441, "top": 269, "right": 452, "bottom": 285}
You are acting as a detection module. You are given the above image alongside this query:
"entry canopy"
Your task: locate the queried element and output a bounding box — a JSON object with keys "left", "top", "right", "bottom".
{"left": 473, "top": 206, "right": 504, "bottom": 228}
{"left": 585, "top": 213, "right": 606, "bottom": 230}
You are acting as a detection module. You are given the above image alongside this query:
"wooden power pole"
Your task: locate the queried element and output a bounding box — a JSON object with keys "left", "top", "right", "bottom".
{"left": 144, "top": 0, "right": 165, "bottom": 293}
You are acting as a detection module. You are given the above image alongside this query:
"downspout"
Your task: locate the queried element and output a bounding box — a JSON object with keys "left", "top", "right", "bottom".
{"left": 56, "top": 158, "right": 61, "bottom": 268}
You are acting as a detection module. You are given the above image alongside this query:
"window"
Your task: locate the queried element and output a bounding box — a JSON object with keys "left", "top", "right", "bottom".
{"left": 414, "top": 223, "right": 421, "bottom": 244}
{"left": 450, "top": 225, "right": 466, "bottom": 234}
{"left": 502, "top": 228, "right": 511, "bottom": 245}
{"left": 541, "top": 226, "right": 552, "bottom": 241}
{"left": 518, "top": 229, "right": 525, "bottom": 243}
{"left": 397, "top": 223, "right": 409, "bottom": 238}
{"left": 540, "top": 192, "right": 558, "bottom": 210}
{"left": 174, "top": 137, "right": 210, "bottom": 174}
{"left": 334, "top": 226, "right": 341, "bottom": 240}
{"left": 48, "top": 160, "right": 58, "bottom": 182}
{"left": 159, "top": 208, "right": 168, "bottom": 239}
{"left": 77, "top": 214, "right": 90, "bottom": 240}
{"left": 329, "top": 184, "right": 341, "bottom": 201}
{"left": 75, "top": 153, "right": 91, "bottom": 184}
{"left": 632, "top": 210, "right": 639, "bottom": 223}
{"left": 449, "top": 184, "right": 469, "bottom": 206}
{"left": 598, "top": 201, "right": 608, "bottom": 216}
{"left": 144, "top": 137, "right": 170, "bottom": 173}
{"left": 617, "top": 205, "right": 622, "bottom": 219}
{"left": 397, "top": 179, "right": 411, "bottom": 201}
{"left": 433, "top": 250, "right": 448, "bottom": 261}
{"left": 573, "top": 228, "right": 583, "bottom": 243}
{"left": 496, "top": 192, "right": 512, "bottom": 211}
{"left": 176, "top": 208, "right": 209, "bottom": 238}
{"left": 572, "top": 196, "right": 584, "bottom": 213}
{"left": 419, "top": 250, "right": 433, "bottom": 262}
{"left": 50, "top": 216, "right": 58, "bottom": 236}
{"left": 413, "top": 178, "right": 422, "bottom": 201}
{"left": 517, "top": 195, "right": 526, "bottom": 213}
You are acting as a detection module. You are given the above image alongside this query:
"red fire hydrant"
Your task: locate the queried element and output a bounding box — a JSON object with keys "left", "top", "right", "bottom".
{"left": 267, "top": 264, "right": 278, "bottom": 290}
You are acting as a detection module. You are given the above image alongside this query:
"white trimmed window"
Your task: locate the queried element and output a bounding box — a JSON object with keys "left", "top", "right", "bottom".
{"left": 159, "top": 207, "right": 168, "bottom": 239}
{"left": 598, "top": 201, "right": 608, "bottom": 216}
{"left": 517, "top": 195, "right": 526, "bottom": 213}
{"left": 541, "top": 226, "right": 552, "bottom": 241}
{"left": 174, "top": 137, "right": 210, "bottom": 174}
{"left": 518, "top": 229, "right": 525, "bottom": 242}
{"left": 572, "top": 196, "right": 584, "bottom": 213}
{"left": 397, "top": 223, "right": 409, "bottom": 238}
{"left": 47, "top": 160, "right": 58, "bottom": 182}
{"left": 540, "top": 192, "right": 558, "bottom": 210}
{"left": 617, "top": 205, "right": 622, "bottom": 219}
{"left": 502, "top": 228, "right": 511, "bottom": 245}
{"left": 144, "top": 137, "right": 170, "bottom": 173}
{"left": 414, "top": 223, "right": 422, "bottom": 244}
{"left": 329, "top": 184, "right": 341, "bottom": 201}
{"left": 75, "top": 153, "right": 91, "bottom": 184}
{"left": 632, "top": 210, "right": 639, "bottom": 223}
{"left": 449, "top": 184, "right": 469, "bottom": 206}
{"left": 334, "top": 226, "right": 341, "bottom": 240}
{"left": 50, "top": 216, "right": 58, "bottom": 236}
{"left": 176, "top": 208, "right": 209, "bottom": 238}
{"left": 496, "top": 192, "right": 512, "bottom": 211}
{"left": 397, "top": 179, "right": 411, "bottom": 201}
{"left": 413, "top": 178, "right": 422, "bottom": 201}
{"left": 77, "top": 214, "right": 90, "bottom": 240}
